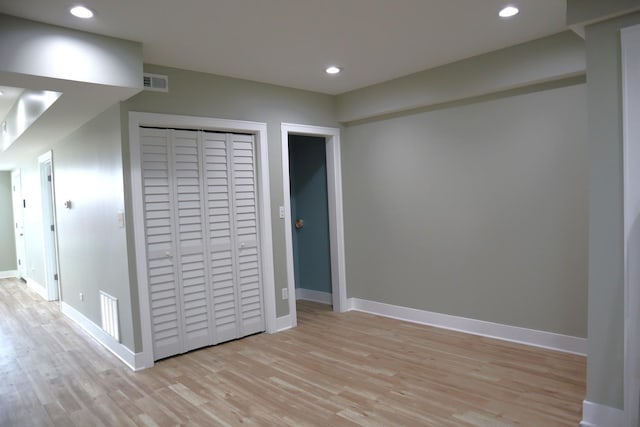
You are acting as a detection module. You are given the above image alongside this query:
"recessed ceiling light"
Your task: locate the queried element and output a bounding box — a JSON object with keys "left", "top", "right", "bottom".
{"left": 499, "top": 6, "right": 519, "bottom": 18}
{"left": 70, "top": 6, "right": 94, "bottom": 19}
{"left": 0, "top": 90, "right": 4, "bottom": 96}
{"left": 326, "top": 66, "right": 341, "bottom": 75}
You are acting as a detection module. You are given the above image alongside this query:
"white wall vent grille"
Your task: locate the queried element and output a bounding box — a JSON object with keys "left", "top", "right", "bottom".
{"left": 100, "top": 291, "right": 120, "bottom": 342}
{"left": 143, "top": 73, "right": 169, "bottom": 92}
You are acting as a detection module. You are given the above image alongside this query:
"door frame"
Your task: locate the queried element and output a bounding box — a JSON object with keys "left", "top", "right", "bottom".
{"left": 281, "top": 123, "right": 347, "bottom": 328}
{"left": 622, "top": 23, "right": 640, "bottom": 427}
{"left": 38, "top": 151, "right": 61, "bottom": 302}
{"left": 129, "top": 112, "right": 276, "bottom": 369}
{"left": 10, "top": 169, "right": 26, "bottom": 279}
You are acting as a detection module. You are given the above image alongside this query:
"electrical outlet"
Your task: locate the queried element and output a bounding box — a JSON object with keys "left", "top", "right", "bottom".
{"left": 282, "top": 287, "right": 289, "bottom": 300}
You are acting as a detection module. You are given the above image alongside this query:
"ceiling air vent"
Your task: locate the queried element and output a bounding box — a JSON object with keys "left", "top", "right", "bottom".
{"left": 143, "top": 73, "right": 169, "bottom": 92}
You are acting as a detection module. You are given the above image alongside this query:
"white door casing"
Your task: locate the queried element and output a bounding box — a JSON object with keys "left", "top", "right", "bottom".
{"left": 281, "top": 123, "right": 347, "bottom": 328}
{"left": 130, "top": 112, "right": 275, "bottom": 368}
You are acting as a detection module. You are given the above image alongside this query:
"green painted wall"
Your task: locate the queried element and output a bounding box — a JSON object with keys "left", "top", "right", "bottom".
{"left": 583, "top": 11, "right": 640, "bottom": 410}
{"left": 567, "top": 0, "right": 640, "bottom": 25}
{"left": 0, "top": 171, "right": 17, "bottom": 271}
{"left": 343, "top": 82, "right": 588, "bottom": 337}
{"left": 51, "top": 104, "right": 135, "bottom": 351}
{"left": 336, "top": 31, "right": 585, "bottom": 123}
{"left": 289, "top": 135, "right": 332, "bottom": 294}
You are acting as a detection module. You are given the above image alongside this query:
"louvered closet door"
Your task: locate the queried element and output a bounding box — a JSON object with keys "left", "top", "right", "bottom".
{"left": 172, "top": 130, "right": 213, "bottom": 352}
{"left": 202, "top": 132, "right": 239, "bottom": 343}
{"left": 230, "top": 134, "right": 264, "bottom": 336}
{"left": 140, "top": 128, "right": 183, "bottom": 360}
{"left": 140, "top": 127, "right": 264, "bottom": 360}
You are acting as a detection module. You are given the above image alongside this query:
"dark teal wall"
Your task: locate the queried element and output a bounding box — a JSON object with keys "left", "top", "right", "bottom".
{"left": 289, "top": 135, "right": 332, "bottom": 294}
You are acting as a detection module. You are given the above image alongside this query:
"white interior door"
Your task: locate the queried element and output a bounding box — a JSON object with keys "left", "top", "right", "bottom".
{"left": 230, "top": 133, "right": 264, "bottom": 336}
{"left": 172, "top": 130, "right": 213, "bottom": 352}
{"left": 39, "top": 153, "right": 60, "bottom": 301}
{"left": 11, "top": 170, "right": 26, "bottom": 279}
{"left": 202, "top": 131, "right": 240, "bottom": 344}
{"left": 140, "top": 128, "right": 183, "bottom": 360}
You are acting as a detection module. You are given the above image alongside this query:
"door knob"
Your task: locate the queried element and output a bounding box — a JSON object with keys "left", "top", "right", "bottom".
{"left": 295, "top": 219, "right": 304, "bottom": 230}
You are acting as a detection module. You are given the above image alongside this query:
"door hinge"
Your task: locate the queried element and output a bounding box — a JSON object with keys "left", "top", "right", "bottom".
{"left": 54, "top": 273, "right": 58, "bottom": 281}
{"left": 50, "top": 224, "right": 55, "bottom": 232}
{"left": 47, "top": 175, "right": 52, "bottom": 182}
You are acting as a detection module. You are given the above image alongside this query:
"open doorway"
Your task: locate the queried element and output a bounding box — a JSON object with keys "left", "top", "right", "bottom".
{"left": 289, "top": 135, "right": 333, "bottom": 305}
{"left": 281, "top": 123, "right": 347, "bottom": 329}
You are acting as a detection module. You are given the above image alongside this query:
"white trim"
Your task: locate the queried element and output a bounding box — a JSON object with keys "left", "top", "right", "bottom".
{"left": 60, "top": 302, "right": 147, "bottom": 370}
{"left": 281, "top": 123, "right": 347, "bottom": 330}
{"left": 0, "top": 270, "right": 18, "bottom": 279}
{"left": 129, "top": 112, "right": 276, "bottom": 368}
{"left": 348, "top": 298, "right": 587, "bottom": 355}
{"left": 275, "top": 315, "right": 293, "bottom": 332}
{"left": 295, "top": 288, "right": 332, "bottom": 305}
{"left": 622, "top": 23, "right": 640, "bottom": 427}
{"left": 26, "top": 278, "right": 48, "bottom": 300}
{"left": 581, "top": 400, "right": 624, "bottom": 427}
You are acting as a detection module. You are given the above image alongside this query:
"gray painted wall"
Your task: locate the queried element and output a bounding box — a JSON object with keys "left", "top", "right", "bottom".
{"left": 336, "top": 31, "right": 585, "bottom": 123}
{"left": 0, "top": 14, "right": 142, "bottom": 89}
{"left": 583, "top": 11, "right": 640, "bottom": 411}
{"left": 567, "top": 0, "right": 640, "bottom": 25}
{"left": 123, "top": 64, "right": 338, "bottom": 324}
{"left": 0, "top": 171, "right": 17, "bottom": 271}
{"left": 343, "top": 82, "right": 588, "bottom": 337}
{"left": 50, "top": 104, "right": 135, "bottom": 351}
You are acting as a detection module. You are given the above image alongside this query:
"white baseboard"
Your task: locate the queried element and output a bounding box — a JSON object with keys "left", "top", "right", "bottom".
{"left": 348, "top": 298, "right": 587, "bottom": 355}
{"left": 26, "top": 278, "right": 48, "bottom": 301}
{"left": 581, "top": 400, "right": 624, "bottom": 427}
{"left": 296, "top": 288, "right": 332, "bottom": 305}
{"left": 275, "top": 314, "right": 293, "bottom": 332}
{"left": 60, "top": 302, "right": 145, "bottom": 371}
{"left": 0, "top": 270, "right": 18, "bottom": 279}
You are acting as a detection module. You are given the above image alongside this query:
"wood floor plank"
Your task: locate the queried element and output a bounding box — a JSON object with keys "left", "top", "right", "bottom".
{"left": 0, "top": 278, "right": 585, "bottom": 426}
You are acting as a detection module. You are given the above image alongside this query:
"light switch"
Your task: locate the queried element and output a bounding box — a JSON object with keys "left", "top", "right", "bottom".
{"left": 279, "top": 206, "right": 285, "bottom": 219}
{"left": 117, "top": 210, "right": 125, "bottom": 228}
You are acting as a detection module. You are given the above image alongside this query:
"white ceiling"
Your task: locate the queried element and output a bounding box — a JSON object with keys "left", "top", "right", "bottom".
{"left": 0, "top": 0, "right": 568, "bottom": 95}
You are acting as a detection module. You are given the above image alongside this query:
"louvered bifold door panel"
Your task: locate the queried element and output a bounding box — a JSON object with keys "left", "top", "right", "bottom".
{"left": 140, "top": 128, "right": 183, "bottom": 360}
{"left": 230, "top": 134, "right": 265, "bottom": 336}
{"left": 172, "top": 130, "right": 213, "bottom": 352}
{"left": 202, "top": 132, "right": 240, "bottom": 344}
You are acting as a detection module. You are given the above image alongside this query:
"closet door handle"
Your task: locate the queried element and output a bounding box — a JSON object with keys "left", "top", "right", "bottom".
{"left": 165, "top": 251, "right": 173, "bottom": 258}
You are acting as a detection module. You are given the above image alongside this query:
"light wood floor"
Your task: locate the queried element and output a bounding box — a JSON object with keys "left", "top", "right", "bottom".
{"left": 0, "top": 277, "right": 585, "bottom": 426}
